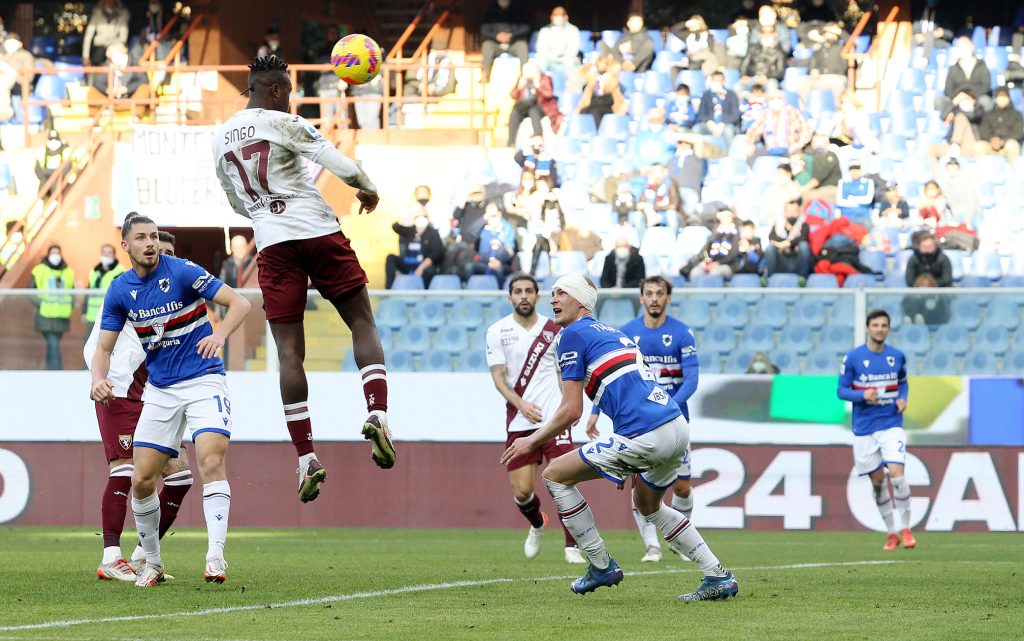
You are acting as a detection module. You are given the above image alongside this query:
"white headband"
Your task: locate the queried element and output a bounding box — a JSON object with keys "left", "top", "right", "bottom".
{"left": 553, "top": 273, "right": 597, "bottom": 312}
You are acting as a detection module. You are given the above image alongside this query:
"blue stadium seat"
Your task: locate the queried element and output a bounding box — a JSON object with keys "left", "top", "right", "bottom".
{"left": 843, "top": 274, "right": 879, "bottom": 289}
{"left": 960, "top": 350, "right": 997, "bottom": 375}
{"left": 648, "top": 29, "right": 664, "bottom": 53}
{"left": 741, "top": 324, "right": 775, "bottom": 352}
{"left": 596, "top": 113, "right": 630, "bottom": 141}
{"left": 969, "top": 252, "right": 1003, "bottom": 281}
{"left": 950, "top": 298, "right": 982, "bottom": 329}
{"left": 578, "top": 30, "right": 594, "bottom": 54}
{"left": 1003, "top": 275, "right": 1024, "bottom": 288}
{"left": 974, "top": 324, "right": 1011, "bottom": 354}
{"left": 598, "top": 298, "right": 636, "bottom": 327}
{"left": 688, "top": 273, "right": 725, "bottom": 288}
{"left": 539, "top": 275, "right": 559, "bottom": 291}
{"left": 671, "top": 298, "right": 711, "bottom": 329}
{"left": 781, "top": 66, "right": 808, "bottom": 92}
{"left": 618, "top": 70, "right": 639, "bottom": 95}
{"left": 566, "top": 114, "right": 597, "bottom": 140}
{"left": 467, "top": 274, "right": 500, "bottom": 290}
{"left": 9, "top": 96, "right": 44, "bottom": 125}
{"left": 879, "top": 134, "right": 909, "bottom": 158}
{"left": 600, "top": 30, "right": 622, "bottom": 47}
{"left": 387, "top": 350, "right": 415, "bottom": 372}
{"left": 0, "top": 161, "right": 11, "bottom": 190}
{"left": 792, "top": 299, "right": 826, "bottom": 326}
{"left": 935, "top": 324, "right": 969, "bottom": 355}
{"left": 418, "top": 349, "right": 454, "bottom": 372}
{"left": 550, "top": 251, "right": 589, "bottom": 276}
{"left": 889, "top": 111, "right": 921, "bottom": 138}
{"left": 754, "top": 298, "right": 788, "bottom": 328}
{"left": 895, "top": 324, "right": 931, "bottom": 355}
{"left": 922, "top": 350, "right": 957, "bottom": 374}
{"left": 767, "top": 273, "right": 800, "bottom": 290}
{"left": 818, "top": 324, "right": 854, "bottom": 354}
{"left": 769, "top": 349, "right": 797, "bottom": 374}
{"left": 1001, "top": 350, "right": 1024, "bottom": 375}
{"left": 459, "top": 350, "right": 491, "bottom": 372}
{"left": 752, "top": 155, "right": 785, "bottom": 179}
{"left": 802, "top": 351, "right": 839, "bottom": 375}
{"left": 675, "top": 69, "right": 706, "bottom": 97}
{"left": 859, "top": 250, "right": 887, "bottom": 274}
{"left": 806, "top": 89, "right": 836, "bottom": 118}
{"left": 729, "top": 273, "right": 761, "bottom": 289}
{"left": 806, "top": 273, "right": 839, "bottom": 289}
{"left": 884, "top": 273, "right": 906, "bottom": 288}
{"left": 450, "top": 299, "right": 484, "bottom": 329}
{"left": 428, "top": 274, "right": 462, "bottom": 291}
{"left": 716, "top": 299, "right": 749, "bottom": 328}
{"left": 779, "top": 324, "right": 814, "bottom": 354}
{"left": 29, "top": 35, "right": 57, "bottom": 59}
{"left": 434, "top": 326, "right": 469, "bottom": 353}
{"left": 984, "top": 299, "right": 1021, "bottom": 330}
{"left": 898, "top": 68, "right": 927, "bottom": 94}
{"left": 855, "top": 34, "right": 871, "bottom": 54}
{"left": 392, "top": 274, "right": 424, "bottom": 290}
{"left": 375, "top": 298, "right": 410, "bottom": 332}
{"left": 724, "top": 349, "right": 754, "bottom": 373}
{"left": 412, "top": 300, "right": 446, "bottom": 329}
{"left": 33, "top": 74, "right": 66, "bottom": 101}
{"left": 702, "top": 325, "right": 737, "bottom": 354}
{"left": 698, "top": 350, "right": 722, "bottom": 374}
{"left": 572, "top": 158, "right": 605, "bottom": 182}
{"left": 395, "top": 325, "right": 431, "bottom": 352}
{"left": 486, "top": 301, "right": 514, "bottom": 325}
{"left": 945, "top": 250, "right": 966, "bottom": 281}
{"left": 959, "top": 274, "right": 991, "bottom": 288}
{"left": 642, "top": 71, "right": 672, "bottom": 95}
{"left": 628, "top": 92, "right": 658, "bottom": 120}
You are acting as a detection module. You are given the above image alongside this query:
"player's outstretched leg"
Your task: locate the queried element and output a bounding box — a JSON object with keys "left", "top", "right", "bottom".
{"left": 632, "top": 499, "right": 662, "bottom": 562}
{"left": 131, "top": 448, "right": 170, "bottom": 588}
{"left": 131, "top": 454, "right": 195, "bottom": 571}
{"left": 541, "top": 455, "right": 622, "bottom": 594}
{"left": 890, "top": 471, "right": 916, "bottom": 548}
{"left": 331, "top": 287, "right": 396, "bottom": 469}
{"left": 97, "top": 461, "right": 136, "bottom": 581}
{"left": 271, "top": 322, "right": 328, "bottom": 502}
{"left": 195, "top": 433, "right": 231, "bottom": 584}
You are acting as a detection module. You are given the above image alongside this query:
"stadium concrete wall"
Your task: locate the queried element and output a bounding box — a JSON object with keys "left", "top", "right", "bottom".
{"left": 1, "top": 443, "right": 1020, "bottom": 532}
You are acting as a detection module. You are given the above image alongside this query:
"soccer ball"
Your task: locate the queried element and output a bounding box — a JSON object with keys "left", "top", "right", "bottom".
{"left": 331, "top": 34, "right": 382, "bottom": 85}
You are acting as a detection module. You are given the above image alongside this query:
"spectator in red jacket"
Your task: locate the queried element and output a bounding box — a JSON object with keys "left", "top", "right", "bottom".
{"left": 508, "top": 62, "right": 561, "bottom": 146}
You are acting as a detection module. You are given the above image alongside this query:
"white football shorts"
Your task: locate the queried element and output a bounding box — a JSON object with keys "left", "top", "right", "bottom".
{"left": 134, "top": 374, "right": 233, "bottom": 457}
{"left": 579, "top": 416, "right": 690, "bottom": 490}
{"left": 852, "top": 426, "right": 907, "bottom": 475}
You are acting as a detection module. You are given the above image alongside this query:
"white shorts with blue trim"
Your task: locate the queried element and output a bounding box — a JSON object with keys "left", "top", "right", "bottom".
{"left": 578, "top": 416, "right": 689, "bottom": 490}
{"left": 134, "top": 374, "right": 233, "bottom": 457}
{"left": 853, "top": 427, "right": 906, "bottom": 475}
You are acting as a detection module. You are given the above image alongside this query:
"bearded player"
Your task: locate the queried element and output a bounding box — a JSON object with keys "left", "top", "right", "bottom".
{"left": 213, "top": 55, "right": 395, "bottom": 505}
{"left": 85, "top": 225, "right": 193, "bottom": 581}
{"left": 486, "top": 273, "right": 585, "bottom": 564}
{"left": 586, "top": 275, "right": 699, "bottom": 563}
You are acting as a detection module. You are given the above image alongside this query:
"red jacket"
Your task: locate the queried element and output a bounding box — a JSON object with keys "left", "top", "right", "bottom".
{"left": 511, "top": 73, "right": 562, "bottom": 133}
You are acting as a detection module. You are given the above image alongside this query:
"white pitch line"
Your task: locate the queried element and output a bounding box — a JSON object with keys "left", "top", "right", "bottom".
{"left": 0, "top": 560, "right": 903, "bottom": 633}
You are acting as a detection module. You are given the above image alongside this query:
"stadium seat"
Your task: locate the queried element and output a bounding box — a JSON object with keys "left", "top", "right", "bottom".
{"left": 802, "top": 351, "right": 838, "bottom": 375}
{"left": 434, "top": 326, "right": 469, "bottom": 353}
{"left": 600, "top": 30, "right": 623, "bottom": 47}
{"left": 792, "top": 299, "right": 826, "bottom": 326}
{"left": 1003, "top": 275, "right": 1024, "bottom": 288}
{"left": 702, "top": 325, "right": 737, "bottom": 353}
{"left": 959, "top": 275, "right": 991, "bottom": 288}
{"left": 884, "top": 273, "right": 906, "bottom": 288}
{"left": 572, "top": 158, "right": 605, "bottom": 183}
{"left": 729, "top": 273, "right": 761, "bottom": 289}
{"left": 598, "top": 298, "right": 636, "bottom": 327}
{"left": 419, "top": 349, "right": 454, "bottom": 372}
{"left": 0, "top": 161, "right": 11, "bottom": 190}
{"left": 781, "top": 66, "right": 808, "bottom": 92}
{"left": 628, "top": 92, "right": 658, "bottom": 121}
{"left": 859, "top": 250, "right": 887, "bottom": 275}
{"left": 9, "top": 96, "right": 44, "bottom": 125}
{"left": 968, "top": 252, "right": 1003, "bottom": 281}
{"left": 724, "top": 349, "right": 754, "bottom": 373}
{"left": 922, "top": 350, "right": 957, "bottom": 374}
{"left": 713, "top": 299, "right": 747, "bottom": 328}
{"left": 806, "top": 89, "right": 836, "bottom": 118}
{"left": 984, "top": 299, "right": 1021, "bottom": 330}
{"left": 769, "top": 349, "right": 797, "bottom": 374}
{"left": 395, "top": 325, "right": 431, "bottom": 353}
{"left": 698, "top": 350, "right": 722, "bottom": 373}
{"left": 960, "top": 350, "right": 997, "bottom": 375}
{"left": 806, "top": 273, "right": 839, "bottom": 289}
{"left": 818, "top": 324, "right": 854, "bottom": 354}
{"left": 640, "top": 226, "right": 677, "bottom": 256}
{"left": 754, "top": 298, "right": 788, "bottom": 328}
{"left": 898, "top": 68, "right": 927, "bottom": 94}
{"left": 412, "top": 300, "right": 446, "bottom": 329}
{"left": 566, "top": 114, "right": 597, "bottom": 140}
{"left": 459, "top": 350, "right": 490, "bottom": 372}
{"left": 466, "top": 274, "right": 500, "bottom": 290}
{"left": 596, "top": 113, "right": 630, "bottom": 141}
{"left": 677, "top": 226, "right": 711, "bottom": 260}
{"left": 428, "top": 274, "right": 462, "bottom": 291}
{"left": 578, "top": 30, "right": 594, "bottom": 54}
{"left": 653, "top": 51, "right": 683, "bottom": 75}
{"left": 974, "top": 324, "right": 1011, "bottom": 354}
{"left": 618, "top": 70, "right": 639, "bottom": 95}
{"left": 642, "top": 71, "right": 672, "bottom": 95}
{"left": 671, "top": 298, "right": 711, "bottom": 329}
{"left": 387, "top": 350, "right": 415, "bottom": 372}
{"left": 843, "top": 274, "right": 878, "bottom": 289}
{"left": 550, "top": 251, "right": 588, "bottom": 276}
{"left": 945, "top": 250, "right": 966, "bottom": 281}
{"left": 485, "top": 301, "right": 514, "bottom": 325}
{"left": 688, "top": 273, "right": 725, "bottom": 288}
{"left": 33, "top": 74, "right": 66, "bottom": 101}
{"left": 450, "top": 299, "right": 484, "bottom": 329}
{"left": 740, "top": 324, "right": 775, "bottom": 352}
{"left": 767, "top": 273, "right": 800, "bottom": 290}
{"left": 752, "top": 155, "right": 785, "bottom": 179}
{"left": 552, "top": 136, "right": 583, "bottom": 164}
{"left": 779, "top": 324, "right": 814, "bottom": 354}
{"left": 895, "top": 324, "right": 931, "bottom": 355}
{"left": 1001, "top": 350, "right": 1024, "bottom": 375}
{"left": 871, "top": 295, "right": 904, "bottom": 329}
{"left": 950, "top": 298, "right": 982, "bottom": 329}
{"left": 29, "top": 35, "right": 57, "bottom": 59}
{"left": 935, "top": 324, "right": 969, "bottom": 355}
{"left": 392, "top": 274, "right": 424, "bottom": 290}
{"left": 375, "top": 299, "right": 410, "bottom": 332}
{"left": 675, "top": 69, "right": 706, "bottom": 97}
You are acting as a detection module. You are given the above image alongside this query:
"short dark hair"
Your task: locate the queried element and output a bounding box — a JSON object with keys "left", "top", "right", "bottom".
{"left": 676, "top": 83, "right": 690, "bottom": 92}
{"left": 866, "top": 308, "right": 890, "bottom": 326}
{"left": 507, "top": 272, "right": 538, "bottom": 294}
{"left": 751, "top": 83, "right": 765, "bottom": 92}
{"left": 121, "top": 214, "right": 156, "bottom": 239}
{"left": 740, "top": 219, "right": 756, "bottom": 228}
{"left": 157, "top": 230, "right": 176, "bottom": 246}
{"left": 248, "top": 55, "right": 288, "bottom": 74}
{"left": 640, "top": 275, "right": 672, "bottom": 295}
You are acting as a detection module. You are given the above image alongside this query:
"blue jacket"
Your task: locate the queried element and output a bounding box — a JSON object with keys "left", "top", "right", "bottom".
{"left": 696, "top": 89, "right": 741, "bottom": 126}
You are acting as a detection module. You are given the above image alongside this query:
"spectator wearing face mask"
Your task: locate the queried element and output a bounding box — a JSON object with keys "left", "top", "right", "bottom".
{"left": 630, "top": 107, "right": 676, "bottom": 168}
{"left": 746, "top": 90, "right": 812, "bottom": 159}
{"left": 29, "top": 244, "right": 76, "bottom": 370}
{"left": 746, "top": 351, "right": 780, "bottom": 374}
{"left": 577, "top": 54, "right": 628, "bottom": 127}
{"left": 680, "top": 209, "right": 741, "bottom": 278}
{"left": 600, "top": 237, "right": 645, "bottom": 288}
{"left": 735, "top": 220, "right": 765, "bottom": 275}
{"left": 257, "top": 26, "right": 282, "bottom": 58}
{"left": 452, "top": 184, "right": 489, "bottom": 248}
{"left": 84, "top": 243, "right": 126, "bottom": 339}
{"left": 789, "top": 132, "right": 841, "bottom": 203}
{"left": 526, "top": 178, "right": 565, "bottom": 272}
{"left": 1, "top": 33, "right": 34, "bottom": 97}
{"left": 508, "top": 62, "right": 560, "bottom": 146}
{"left": 89, "top": 42, "right": 151, "bottom": 118}
{"left": 668, "top": 138, "right": 707, "bottom": 218}
{"left": 766, "top": 200, "right": 812, "bottom": 277}
{"left": 602, "top": 13, "right": 655, "bottom": 73}
{"left": 974, "top": 87, "right": 1023, "bottom": 162}
{"left": 935, "top": 37, "right": 993, "bottom": 115}
{"left": 480, "top": 0, "right": 530, "bottom": 83}
{"left": 695, "top": 70, "right": 741, "bottom": 147}
{"left": 930, "top": 88, "right": 984, "bottom": 161}
{"left": 386, "top": 209, "right": 444, "bottom": 289}
{"left": 669, "top": 15, "right": 721, "bottom": 74}
{"left": 514, "top": 134, "right": 559, "bottom": 185}
{"left": 83, "top": 0, "right": 130, "bottom": 72}
{"left": 905, "top": 234, "right": 952, "bottom": 288}
{"left": 739, "top": 28, "right": 787, "bottom": 93}
{"left": 835, "top": 160, "right": 875, "bottom": 226}
{"left": 466, "top": 202, "right": 516, "bottom": 283}
{"left": 750, "top": 5, "right": 792, "bottom": 55}
{"left": 534, "top": 6, "right": 580, "bottom": 77}
{"left": 800, "top": 23, "right": 848, "bottom": 103}
{"left": 665, "top": 83, "right": 696, "bottom": 130}
{"left": 638, "top": 163, "right": 684, "bottom": 232}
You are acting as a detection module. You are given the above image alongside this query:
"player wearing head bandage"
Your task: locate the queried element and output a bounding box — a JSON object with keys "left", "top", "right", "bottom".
{"left": 500, "top": 274, "right": 737, "bottom": 602}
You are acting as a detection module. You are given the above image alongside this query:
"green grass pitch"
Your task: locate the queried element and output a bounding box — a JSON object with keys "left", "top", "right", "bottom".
{"left": 0, "top": 527, "right": 1020, "bottom": 641}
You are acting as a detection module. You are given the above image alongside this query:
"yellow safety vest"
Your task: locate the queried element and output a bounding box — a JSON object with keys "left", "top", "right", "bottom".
{"left": 31, "top": 262, "right": 74, "bottom": 320}
{"left": 85, "top": 263, "right": 126, "bottom": 322}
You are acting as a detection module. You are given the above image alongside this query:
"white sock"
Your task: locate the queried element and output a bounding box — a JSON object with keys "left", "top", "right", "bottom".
{"left": 203, "top": 480, "right": 231, "bottom": 560}
{"left": 644, "top": 504, "right": 726, "bottom": 577}
{"left": 298, "top": 452, "right": 317, "bottom": 468}
{"left": 891, "top": 476, "right": 912, "bottom": 529}
{"left": 101, "top": 545, "right": 122, "bottom": 565}
{"left": 131, "top": 492, "right": 162, "bottom": 565}
{"left": 631, "top": 500, "right": 661, "bottom": 549}
{"left": 873, "top": 482, "right": 897, "bottom": 534}
{"left": 671, "top": 492, "right": 694, "bottom": 520}
{"left": 131, "top": 544, "right": 145, "bottom": 563}
{"left": 543, "top": 478, "right": 610, "bottom": 569}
